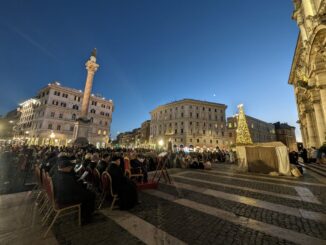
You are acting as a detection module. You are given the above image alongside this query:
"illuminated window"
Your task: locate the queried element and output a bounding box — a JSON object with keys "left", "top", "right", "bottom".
{"left": 98, "top": 130, "right": 101, "bottom": 135}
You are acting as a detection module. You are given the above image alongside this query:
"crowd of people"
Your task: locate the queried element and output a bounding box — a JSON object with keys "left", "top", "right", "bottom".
{"left": 0, "top": 143, "right": 233, "bottom": 224}
{"left": 289, "top": 143, "right": 326, "bottom": 165}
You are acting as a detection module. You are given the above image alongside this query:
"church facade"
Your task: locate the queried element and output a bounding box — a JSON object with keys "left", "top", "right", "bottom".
{"left": 289, "top": 0, "right": 326, "bottom": 148}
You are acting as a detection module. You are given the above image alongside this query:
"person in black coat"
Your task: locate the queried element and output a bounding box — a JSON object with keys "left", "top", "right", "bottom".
{"left": 108, "top": 154, "right": 138, "bottom": 210}
{"left": 97, "top": 153, "right": 110, "bottom": 175}
{"left": 52, "top": 156, "right": 95, "bottom": 224}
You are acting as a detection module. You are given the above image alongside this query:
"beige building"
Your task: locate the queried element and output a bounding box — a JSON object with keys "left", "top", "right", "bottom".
{"left": 16, "top": 82, "right": 113, "bottom": 148}
{"left": 140, "top": 120, "right": 151, "bottom": 146}
{"left": 0, "top": 109, "right": 20, "bottom": 140}
{"left": 289, "top": 0, "right": 326, "bottom": 148}
{"left": 227, "top": 115, "right": 276, "bottom": 146}
{"left": 116, "top": 128, "right": 141, "bottom": 148}
{"left": 274, "top": 122, "right": 297, "bottom": 152}
{"left": 15, "top": 98, "right": 40, "bottom": 140}
{"left": 116, "top": 120, "right": 151, "bottom": 148}
{"left": 150, "top": 99, "right": 228, "bottom": 150}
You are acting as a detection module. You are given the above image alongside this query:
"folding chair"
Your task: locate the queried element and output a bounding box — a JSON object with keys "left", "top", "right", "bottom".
{"left": 42, "top": 175, "right": 81, "bottom": 238}
{"left": 125, "top": 159, "right": 144, "bottom": 183}
{"left": 98, "top": 171, "right": 118, "bottom": 210}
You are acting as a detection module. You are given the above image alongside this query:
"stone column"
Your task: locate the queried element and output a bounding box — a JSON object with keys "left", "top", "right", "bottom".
{"left": 81, "top": 53, "right": 99, "bottom": 118}
{"left": 311, "top": 89, "right": 326, "bottom": 145}
{"left": 73, "top": 49, "right": 99, "bottom": 146}
{"left": 302, "top": 0, "right": 316, "bottom": 33}
{"left": 320, "top": 88, "right": 326, "bottom": 129}
{"left": 306, "top": 109, "right": 318, "bottom": 147}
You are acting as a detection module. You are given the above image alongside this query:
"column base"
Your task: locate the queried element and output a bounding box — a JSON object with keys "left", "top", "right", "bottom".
{"left": 73, "top": 117, "right": 90, "bottom": 147}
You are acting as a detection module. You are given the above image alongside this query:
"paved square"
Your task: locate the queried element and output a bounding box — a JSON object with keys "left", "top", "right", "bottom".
{"left": 1, "top": 164, "right": 326, "bottom": 245}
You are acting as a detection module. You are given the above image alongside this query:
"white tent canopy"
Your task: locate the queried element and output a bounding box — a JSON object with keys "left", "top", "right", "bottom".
{"left": 236, "top": 142, "right": 291, "bottom": 176}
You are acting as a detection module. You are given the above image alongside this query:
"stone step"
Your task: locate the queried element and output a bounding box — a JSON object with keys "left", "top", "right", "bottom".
{"left": 310, "top": 163, "right": 326, "bottom": 172}
{"left": 304, "top": 165, "right": 326, "bottom": 178}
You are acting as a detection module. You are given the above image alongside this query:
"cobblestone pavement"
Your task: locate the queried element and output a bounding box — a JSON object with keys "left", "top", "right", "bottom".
{"left": 1, "top": 163, "right": 326, "bottom": 245}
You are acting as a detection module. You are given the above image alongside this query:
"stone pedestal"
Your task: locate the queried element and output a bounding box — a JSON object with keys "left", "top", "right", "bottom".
{"left": 73, "top": 118, "right": 90, "bottom": 146}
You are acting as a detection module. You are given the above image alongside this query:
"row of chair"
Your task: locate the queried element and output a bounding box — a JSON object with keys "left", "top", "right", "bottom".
{"left": 33, "top": 165, "right": 81, "bottom": 238}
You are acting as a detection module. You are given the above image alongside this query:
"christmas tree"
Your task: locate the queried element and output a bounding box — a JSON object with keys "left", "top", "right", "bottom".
{"left": 236, "top": 104, "right": 253, "bottom": 145}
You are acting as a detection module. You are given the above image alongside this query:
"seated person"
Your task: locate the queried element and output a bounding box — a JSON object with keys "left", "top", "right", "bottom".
{"left": 108, "top": 154, "right": 138, "bottom": 210}
{"left": 97, "top": 153, "right": 110, "bottom": 175}
{"left": 52, "top": 156, "right": 96, "bottom": 224}
{"left": 130, "top": 154, "right": 148, "bottom": 183}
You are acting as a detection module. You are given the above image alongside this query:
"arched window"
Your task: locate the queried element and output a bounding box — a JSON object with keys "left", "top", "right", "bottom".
{"left": 72, "top": 114, "right": 76, "bottom": 120}
{"left": 98, "top": 129, "right": 101, "bottom": 135}
{"left": 90, "top": 117, "right": 93, "bottom": 123}
{"left": 90, "top": 109, "right": 96, "bottom": 114}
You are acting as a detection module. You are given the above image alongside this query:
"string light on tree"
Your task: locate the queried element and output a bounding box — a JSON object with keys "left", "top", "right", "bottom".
{"left": 235, "top": 104, "right": 253, "bottom": 145}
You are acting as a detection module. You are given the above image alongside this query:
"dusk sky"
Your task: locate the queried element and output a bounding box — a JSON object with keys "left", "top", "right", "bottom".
{"left": 0, "top": 0, "right": 299, "bottom": 139}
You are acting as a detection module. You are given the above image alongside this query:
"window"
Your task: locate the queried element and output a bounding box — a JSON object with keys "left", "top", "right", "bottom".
{"left": 98, "top": 129, "right": 101, "bottom": 135}
{"left": 208, "top": 108, "right": 211, "bottom": 112}
{"left": 203, "top": 107, "right": 205, "bottom": 111}
{"left": 190, "top": 138, "right": 192, "bottom": 142}
{"left": 190, "top": 112, "right": 192, "bottom": 117}
{"left": 100, "top": 111, "right": 105, "bottom": 115}
{"left": 59, "top": 113, "right": 63, "bottom": 119}
{"left": 203, "top": 130, "right": 206, "bottom": 134}
{"left": 181, "top": 129, "right": 183, "bottom": 134}
{"left": 90, "top": 109, "right": 96, "bottom": 114}
{"left": 90, "top": 117, "right": 94, "bottom": 123}
{"left": 175, "top": 129, "right": 178, "bottom": 134}
{"left": 210, "top": 139, "right": 212, "bottom": 143}
{"left": 91, "top": 101, "right": 97, "bottom": 106}
{"left": 48, "top": 124, "right": 52, "bottom": 129}
{"left": 221, "top": 116, "right": 224, "bottom": 122}
{"left": 73, "top": 104, "right": 79, "bottom": 110}
{"left": 181, "top": 113, "right": 184, "bottom": 117}
{"left": 197, "top": 139, "right": 199, "bottom": 143}
{"left": 50, "top": 112, "right": 55, "bottom": 118}
{"left": 190, "top": 121, "right": 192, "bottom": 125}
{"left": 72, "top": 114, "right": 76, "bottom": 120}
{"left": 229, "top": 132, "right": 233, "bottom": 137}
{"left": 216, "top": 140, "right": 218, "bottom": 143}
{"left": 70, "top": 125, "right": 74, "bottom": 131}
{"left": 196, "top": 113, "right": 199, "bottom": 118}
{"left": 57, "top": 125, "right": 61, "bottom": 131}
{"left": 99, "top": 120, "right": 102, "bottom": 125}
{"left": 103, "top": 130, "right": 106, "bottom": 135}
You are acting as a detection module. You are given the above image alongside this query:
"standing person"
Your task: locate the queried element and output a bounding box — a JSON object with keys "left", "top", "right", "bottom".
{"left": 108, "top": 154, "right": 138, "bottom": 210}
{"left": 310, "top": 147, "right": 318, "bottom": 163}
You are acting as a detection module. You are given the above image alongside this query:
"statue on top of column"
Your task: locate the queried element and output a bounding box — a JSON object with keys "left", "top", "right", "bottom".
{"left": 91, "top": 48, "right": 97, "bottom": 58}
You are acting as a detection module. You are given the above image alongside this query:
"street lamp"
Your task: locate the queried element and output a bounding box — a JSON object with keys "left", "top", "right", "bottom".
{"left": 158, "top": 139, "right": 164, "bottom": 147}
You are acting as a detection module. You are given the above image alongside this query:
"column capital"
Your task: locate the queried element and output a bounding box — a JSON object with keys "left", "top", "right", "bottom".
{"left": 310, "top": 88, "right": 321, "bottom": 103}
{"left": 85, "top": 60, "right": 99, "bottom": 73}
